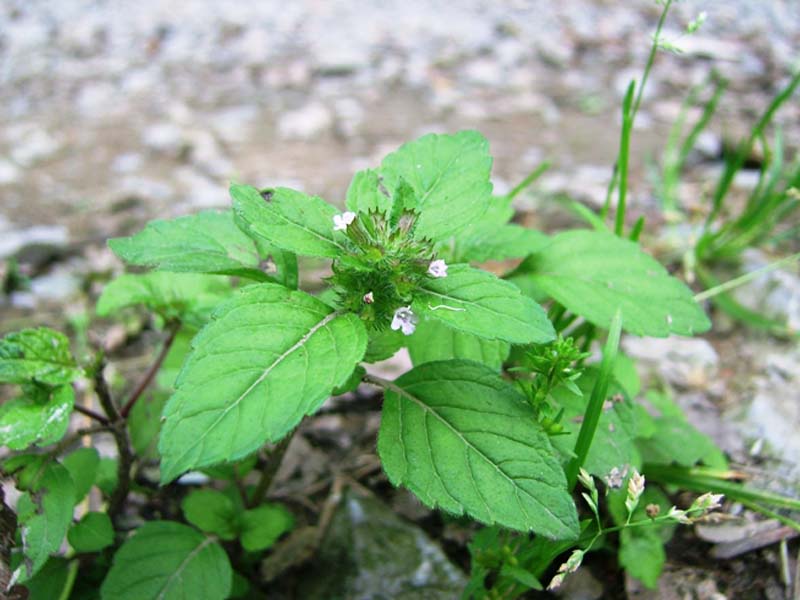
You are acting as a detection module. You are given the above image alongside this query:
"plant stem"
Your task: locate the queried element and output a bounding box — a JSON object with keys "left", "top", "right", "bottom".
{"left": 565, "top": 310, "right": 622, "bottom": 489}
{"left": 248, "top": 431, "right": 295, "bottom": 508}
{"left": 506, "top": 161, "right": 551, "bottom": 201}
{"left": 0, "top": 488, "right": 16, "bottom": 595}
{"left": 615, "top": 82, "right": 635, "bottom": 237}
{"left": 92, "top": 356, "right": 133, "bottom": 526}
{"left": 694, "top": 252, "right": 800, "bottom": 301}
{"left": 645, "top": 464, "right": 800, "bottom": 511}
{"left": 73, "top": 403, "right": 110, "bottom": 425}
{"left": 57, "top": 559, "right": 79, "bottom": 600}
{"left": 120, "top": 321, "right": 181, "bottom": 419}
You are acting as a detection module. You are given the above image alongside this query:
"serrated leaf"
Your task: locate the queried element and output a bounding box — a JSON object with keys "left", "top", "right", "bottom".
{"left": 380, "top": 130, "right": 492, "bottom": 240}
{"left": 406, "top": 319, "right": 509, "bottom": 371}
{"left": 345, "top": 169, "right": 392, "bottom": 215}
{"left": 515, "top": 230, "right": 710, "bottom": 336}
{"left": 181, "top": 489, "right": 238, "bottom": 540}
{"left": 457, "top": 224, "right": 549, "bottom": 263}
{"left": 551, "top": 369, "right": 640, "bottom": 478}
{"left": 100, "top": 521, "right": 232, "bottom": 600}
{"left": 62, "top": 447, "right": 100, "bottom": 502}
{"left": 12, "top": 458, "right": 76, "bottom": 582}
{"left": 231, "top": 184, "right": 344, "bottom": 258}
{"left": 108, "top": 210, "right": 275, "bottom": 281}
{"left": 0, "top": 385, "right": 74, "bottom": 450}
{"left": 96, "top": 272, "right": 230, "bottom": 329}
{"left": 158, "top": 283, "right": 367, "bottom": 482}
{"left": 377, "top": 360, "right": 579, "bottom": 539}
{"left": 0, "top": 328, "right": 81, "bottom": 385}
{"left": 68, "top": 512, "right": 114, "bottom": 553}
{"left": 412, "top": 264, "right": 554, "bottom": 344}
{"left": 240, "top": 503, "right": 294, "bottom": 552}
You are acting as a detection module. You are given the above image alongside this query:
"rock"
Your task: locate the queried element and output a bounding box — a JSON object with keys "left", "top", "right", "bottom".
{"left": 277, "top": 102, "right": 333, "bottom": 140}
{"left": 0, "top": 159, "right": 21, "bottom": 185}
{"left": 29, "top": 267, "right": 81, "bottom": 302}
{"left": 0, "top": 224, "right": 69, "bottom": 261}
{"left": 141, "top": 122, "right": 187, "bottom": 157}
{"left": 297, "top": 489, "right": 466, "bottom": 599}
{"left": 622, "top": 336, "right": 719, "bottom": 389}
{"left": 733, "top": 249, "right": 800, "bottom": 333}
{"left": 111, "top": 153, "right": 144, "bottom": 174}
{"left": 553, "top": 568, "right": 604, "bottom": 600}
{"left": 7, "top": 125, "right": 62, "bottom": 167}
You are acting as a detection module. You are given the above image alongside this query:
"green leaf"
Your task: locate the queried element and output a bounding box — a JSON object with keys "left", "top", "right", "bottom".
{"left": 20, "top": 557, "right": 70, "bottom": 600}
{"left": 363, "top": 328, "right": 405, "bottom": 363}
{"left": 413, "top": 264, "right": 555, "bottom": 344}
{"left": 158, "top": 283, "right": 367, "bottom": 482}
{"left": 240, "top": 503, "right": 295, "bottom": 552}
{"left": 128, "top": 392, "right": 169, "bottom": 458}
{"left": 380, "top": 130, "right": 493, "bottom": 240}
{"left": 406, "top": 318, "right": 509, "bottom": 371}
{"left": 345, "top": 169, "right": 392, "bottom": 215}
{"left": 108, "top": 210, "right": 275, "bottom": 281}
{"left": 515, "top": 230, "right": 710, "bottom": 336}
{"left": 101, "top": 521, "right": 232, "bottom": 600}
{"left": 551, "top": 369, "right": 640, "bottom": 478}
{"left": 231, "top": 184, "right": 344, "bottom": 258}
{"left": 618, "top": 528, "right": 665, "bottom": 589}
{"left": 62, "top": 447, "right": 100, "bottom": 502}
{"left": 0, "top": 328, "right": 81, "bottom": 385}
{"left": 96, "top": 272, "right": 230, "bottom": 328}
{"left": 457, "top": 225, "right": 549, "bottom": 263}
{"left": 181, "top": 489, "right": 238, "bottom": 540}
{"left": 96, "top": 457, "right": 118, "bottom": 496}
{"left": 0, "top": 385, "right": 74, "bottom": 450}
{"left": 68, "top": 512, "right": 114, "bottom": 553}
{"left": 637, "top": 392, "right": 726, "bottom": 469}
{"left": 377, "top": 360, "right": 579, "bottom": 539}
{"left": 155, "top": 329, "right": 195, "bottom": 389}
{"left": 12, "top": 458, "right": 76, "bottom": 582}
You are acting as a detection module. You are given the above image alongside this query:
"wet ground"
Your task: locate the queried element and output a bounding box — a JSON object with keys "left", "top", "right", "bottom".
{"left": 1, "top": 1, "right": 799, "bottom": 598}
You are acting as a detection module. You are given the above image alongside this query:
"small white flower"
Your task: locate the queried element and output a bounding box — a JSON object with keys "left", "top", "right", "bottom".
{"left": 427, "top": 258, "right": 448, "bottom": 278}
{"left": 333, "top": 211, "right": 357, "bottom": 231}
{"left": 625, "top": 470, "right": 646, "bottom": 515}
{"left": 391, "top": 306, "right": 418, "bottom": 336}
{"left": 363, "top": 291, "right": 374, "bottom": 304}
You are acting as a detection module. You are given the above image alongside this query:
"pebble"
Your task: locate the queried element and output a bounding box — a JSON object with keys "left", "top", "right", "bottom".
{"left": 622, "top": 335, "right": 719, "bottom": 389}
{"left": 277, "top": 102, "right": 333, "bottom": 140}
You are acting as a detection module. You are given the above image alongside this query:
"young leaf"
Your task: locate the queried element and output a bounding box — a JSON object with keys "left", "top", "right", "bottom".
{"left": 108, "top": 210, "right": 275, "bottom": 281}
{"left": 181, "top": 489, "right": 238, "bottom": 540}
{"left": 377, "top": 360, "right": 579, "bottom": 539}
{"left": 0, "top": 385, "right": 74, "bottom": 450}
{"left": 345, "top": 169, "right": 392, "bottom": 215}
{"left": 406, "top": 318, "right": 510, "bottom": 372}
{"left": 231, "top": 184, "right": 344, "bottom": 258}
{"left": 514, "top": 230, "right": 710, "bottom": 336}
{"left": 158, "top": 283, "right": 367, "bottom": 482}
{"left": 128, "top": 391, "right": 169, "bottom": 458}
{"left": 0, "top": 328, "right": 81, "bottom": 385}
{"left": 618, "top": 528, "right": 665, "bottom": 589}
{"left": 68, "top": 512, "right": 114, "bottom": 553}
{"left": 96, "top": 272, "right": 230, "bottom": 329}
{"left": 100, "top": 521, "right": 232, "bottom": 600}
{"left": 62, "top": 447, "right": 100, "bottom": 502}
{"left": 363, "top": 328, "right": 405, "bottom": 363}
{"left": 96, "top": 457, "right": 118, "bottom": 496}
{"left": 11, "top": 458, "right": 76, "bottom": 582}
{"left": 380, "top": 130, "right": 493, "bottom": 240}
{"left": 240, "top": 503, "right": 294, "bottom": 552}
{"left": 412, "top": 264, "right": 555, "bottom": 344}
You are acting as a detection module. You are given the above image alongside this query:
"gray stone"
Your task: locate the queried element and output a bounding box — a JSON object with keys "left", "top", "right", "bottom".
{"left": 7, "top": 126, "right": 62, "bottom": 167}
{"left": 0, "top": 224, "right": 69, "bottom": 260}
{"left": 0, "top": 159, "right": 21, "bottom": 185}
{"left": 297, "top": 489, "right": 466, "bottom": 599}
{"left": 277, "top": 102, "right": 333, "bottom": 140}
{"left": 622, "top": 336, "right": 719, "bottom": 389}
{"left": 733, "top": 249, "right": 800, "bottom": 333}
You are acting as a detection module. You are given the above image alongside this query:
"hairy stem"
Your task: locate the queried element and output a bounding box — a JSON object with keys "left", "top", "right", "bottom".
{"left": 73, "top": 403, "right": 110, "bottom": 425}
{"left": 248, "top": 431, "right": 295, "bottom": 508}
{"left": 92, "top": 357, "right": 133, "bottom": 526}
{"left": 120, "top": 321, "right": 181, "bottom": 419}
